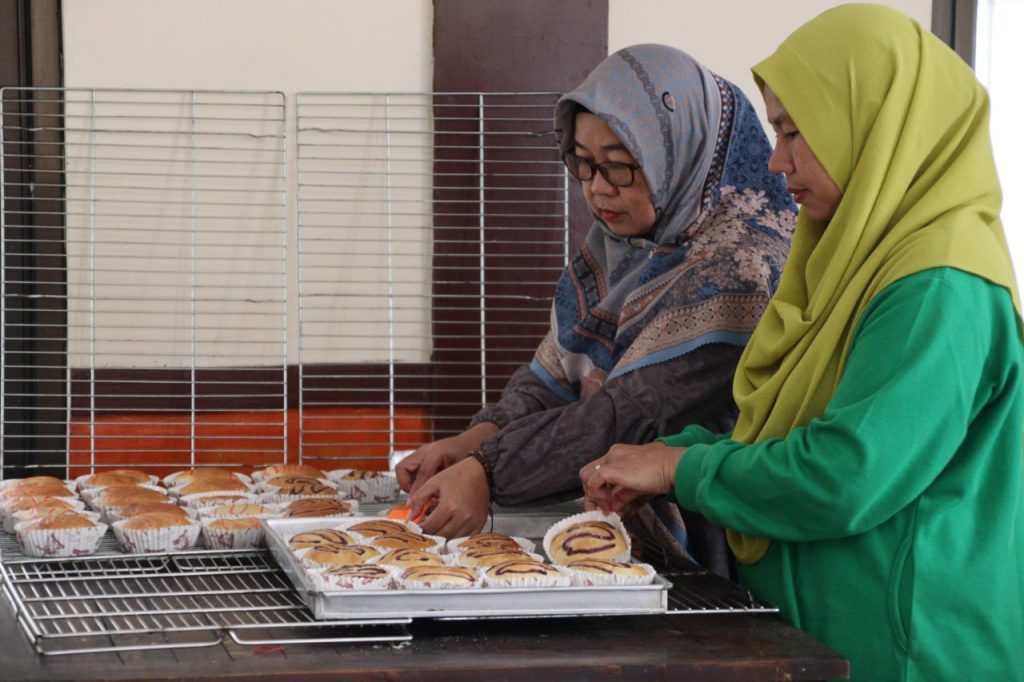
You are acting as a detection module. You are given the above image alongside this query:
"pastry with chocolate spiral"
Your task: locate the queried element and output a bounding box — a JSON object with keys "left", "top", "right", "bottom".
{"left": 548, "top": 520, "right": 628, "bottom": 565}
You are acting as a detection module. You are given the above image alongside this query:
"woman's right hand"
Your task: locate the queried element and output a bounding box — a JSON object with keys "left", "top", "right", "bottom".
{"left": 395, "top": 422, "right": 500, "bottom": 493}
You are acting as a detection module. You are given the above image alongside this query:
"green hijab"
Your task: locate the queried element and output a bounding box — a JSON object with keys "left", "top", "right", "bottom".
{"left": 729, "top": 3, "right": 1020, "bottom": 564}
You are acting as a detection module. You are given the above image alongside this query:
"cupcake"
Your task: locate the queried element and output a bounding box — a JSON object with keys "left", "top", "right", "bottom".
{"left": 482, "top": 560, "right": 570, "bottom": 588}
{"left": 399, "top": 565, "right": 480, "bottom": 590}
{"left": 563, "top": 558, "right": 657, "bottom": 586}
{"left": 0, "top": 475, "right": 68, "bottom": 492}
{"left": 112, "top": 511, "right": 201, "bottom": 553}
{"left": 179, "top": 492, "right": 259, "bottom": 508}
{"left": 0, "top": 480, "right": 76, "bottom": 500}
{"left": 288, "top": 528, "right": 357, "bottom": 550}
{"left": 88, "top": 485, "right": 170, "bottom": 509}
{"left": 447, "top": 532, "right": 535, "bottom": 554}
{"left": 327, "top": 469, "right": 401, "bottom": 503}
{"left": 77, "top": 469, "right": 154, "bottom": 489}
{"left": 346, "top": 519, "right": 415, "bottom": 539}
{"left": 104, "top": 502, "right": 188, "bottom": 522}
{"left": 259, "top": 476, "right": 336, "bottom": 497}
{"left": 375, "top": 548, "right": 447, "bottom": 569}
{"left": 176, "top": 477, "right": 250, "bottom": 497}
{"left": 301, "top": 543, "right": 380, "bottom": 568}
{"left": 314, "top": 564, "right": 394, "bottom": 591}
{"left": 201, "top": 502, "right": 278, "bottom": 519}
{"left": 368, "top": 532, "right": 442, "bottom": 553}
{"left": 15, "top": 510, "right": 108, "bottom": 557}
{"left": 1, "top": 496, "right": 85, "bottom": 533}
{"left": 163, "top": 468, "right": 248, "bottom": 488}
{"left": 252, "top": 464, "right": 325, "bottom": 482}
{"left": 543, "top": 512, "right": 631, "bottom": 565}
{"left": 201, "top": 516, "right": 265, "bottom": 549}
{"left": 281, "top": 497, "right": 357, "bottom": 518}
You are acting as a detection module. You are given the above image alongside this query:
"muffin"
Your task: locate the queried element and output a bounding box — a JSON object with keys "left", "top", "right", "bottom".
{"left": 179, "top": 492, "right": 257, "bottom": 508}
{"left": 15, "top": 510, "right": 107, "bottom": 558}
{"left": 253, "top": 464, "right": 325, "bottom": 481}
{"left": 369, "top": 532, "right": 440, "bottom": 552}
{"left": 261, "top": 476, "right": 335, "bottom": 497}
{"left": 302, "top": 544, "right": 380, "bottom": 567}
{"left": 483, "top": 560, "right": 569, "bottom": 588}
{"left": 449, "top": 532, "right": 528, "bottom": 553}
{"left": 288, "top": 529, "right": 357, "bottom": 550}
{"left": 178, "top": 477, "right": 249, "bottom": 497}
{"left": 546, "top": 518, "right": 630, "bottom": 565}
{"left": 201, "top": 516, "right": 264, "bottom": 550}
{"left": 91, "top": 485, "right": 169, "bottom": 508}
{"left": 399, "top": 565, "right": 479, "bottom": 589}
{"left": 563, "top": 558, "right": 656, "bottom": 586}
{"left": 79, "top": 469, "right": 152, "bottom": 488}
{"left": 347, "top": 520, "right": 413, "bottom": 538}
{"left": 112, "top": 511, "right": 201, "bottom": 553}
{"left": 2, "top": 496, "right": 83, "bottom": 532}
{"left": 282, "top": 497, "right": 355, "bottom": 518}
{"left": 0, "top": 475, "right": 66, "bottom": 491}
{"left": 0, "top": 480, "right": 76, "bottom": 499}
{"left": 165, "top": 468, "right": 245, "bottom": 488}
{"left": 375, "top": 548, "right": 446, "bottom": 569}
{"left": 19, "top": 510, "right": 97, "bottom": 530}
{"left": 315, "top": 564, "right": 394, "bottom": 590}
{"left": 203, "top": 502, "right": 277, "bottom": 518}
{"left": 457, "top": 548, "right": 538, "bottom": 568}
{"left": 104, "top": 502, "right": 189, "bottom": 523}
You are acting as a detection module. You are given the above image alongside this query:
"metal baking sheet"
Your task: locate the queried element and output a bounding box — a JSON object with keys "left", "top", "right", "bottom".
{"left": 263, "top": 516, "right": 671, "bottom": 621}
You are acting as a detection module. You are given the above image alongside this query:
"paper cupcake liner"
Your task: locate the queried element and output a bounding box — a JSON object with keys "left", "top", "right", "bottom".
{"left": 178, "top": 491, "right": 261, "bottom": 508}
{"left": 258, "top": 491, "right": 345, "bottom": 505}
{"left": 563, "top": 561, "right": 657, "bottom": 587}
{"left": 396, "top": 566, "right": 483, "bottom": 590}
{"left": 481, "top": 563, "right": 572, "bottom": 589}
{"left": 278, "top": 498, "right": 360, "bottom": 519}
{"left": 254, "top": 477, "right": 337, "bottom": 495}
{"left": 365, "top": 533, "right": 445, "bottom": 555}
{"left": 74, "top": 473, "right": 160, "bottom": 491}
{"left": 16, "top": 522, "right": 108, "bottom": 558}
{"left": 163, "top": 471, "right": 252, "bottom": 488}
{"left": 446, "top": 535, "right": 536, "bottom": 555}
{"left": 454, "top": 550, "right": 545, "bottom": 569}
{"left": 2, "top": 498, "right": 87, "bottom": 533}
{"left": 326, "top": 470, "right": 401, "bottom": 503}
{"left": 310, "top": 564, "right": 398, "bottom": 591}
{"left": 542, "top": 510, "right": 632, "bottom": 566}
{"left": 111, "top": 519, "right": 202, "bottom": 553}
{"left": 194, "top": 502, "right": 283, "bottom": 520}
{"left": 13, "top": 510, "right": 102, "bottom": 532}
{"left": 199, "top": 519, "right": 266, "bottom": 550}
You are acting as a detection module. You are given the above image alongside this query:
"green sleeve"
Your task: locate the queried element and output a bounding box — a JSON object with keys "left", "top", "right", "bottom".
{"left": 674, "top": 269, "right": 1002, "bottom": 540}
{"left": 659, "top": 424, "right": 733, "bottom": 448}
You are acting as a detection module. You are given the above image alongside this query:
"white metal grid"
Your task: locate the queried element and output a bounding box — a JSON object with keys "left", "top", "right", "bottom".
{"left": 1, "top": 87, "right": 288, "bottom": 477}
{"left": 295, "top": 92, "right": 568, "bottom": 465}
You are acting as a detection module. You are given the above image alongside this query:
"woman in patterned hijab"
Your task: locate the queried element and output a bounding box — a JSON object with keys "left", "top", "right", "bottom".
{"left": 401, "top": 45, "right": 795, "bottom": 563}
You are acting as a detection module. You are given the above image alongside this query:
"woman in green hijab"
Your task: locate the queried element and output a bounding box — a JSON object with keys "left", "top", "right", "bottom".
{"left": 581, "top": 5, "right": 1023, "bottom": 681}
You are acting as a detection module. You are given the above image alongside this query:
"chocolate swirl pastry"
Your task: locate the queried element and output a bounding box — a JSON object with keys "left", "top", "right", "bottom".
{"left": 565, "top": 558, "right": 650, "bottom": 577}
{"left": 458, "top": 548, "right": 536, "bottom": 568}
{"left": 320, "top": 564, "right": 391, "bottom": 580}
{"left": 288, "top": 529, "right": 356, "bottom": 549}
{"left": 304, "top": 544, "right": 380, "bottom": 565}
{"left": 486, "top": 560, "right": 563, "bottom": 578}
{"left": 339, "top": 470, "right": 382, "bottom": 481}
{"left": 255, "top": 464, "right": 325, "bottom": 480}
{"left": 548, "top": 520, "right": 628, "bottom": 565}
{"left": 401, "top": 565, "right": 478, "bottom": 587}
{"left": 376, "top": 548, "right": 445, "bottom": 568}
{"left": 457, "top": 532, "right": 521, "bottom": 552}
{"left": 347, "top": 520, "right": 411, "bottom": 538}
{"left": 265, "top": 476, "right": 334, "bottom": 496}
{"left": 284, "top": 498, "right": 352, "bottom": 518}
{"left": 370, "top": 532, "right": 436, "bottom": 551}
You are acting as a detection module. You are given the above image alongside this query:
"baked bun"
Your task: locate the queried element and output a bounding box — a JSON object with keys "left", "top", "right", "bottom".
{"left": 456, "top": 532, "right": 521, "bottom": 552}
{"left": 169, "top": 468, "right": 239, "bottom": 486}
{"left": 400, "top": 565, "right": 478, "bottom": 587}
{"left": 347, "top": 520, "right": 411, "bottom": 538}
{"left": 206, "top": 517, "right": 261, "bottom": 531}
{"left": 263, "top": 476, "right": 334, "bottom": 496}
{"left": 283, "top": 498, "right": 353, "bottom": 518}
{"left": 113, "top": 503, "right": 188, "bottom": 520}
{"left": 0, "top": 481, "right": 75, "bottom": 499}
{"left": 95, "top": 486, "right": 169, "bottom": 506}
{"left": 255, "top": 464, "right": 324, "bottom": 480}
{"left": 458, "top": 548, "right": 536, "bottom": 568}
{"left": 23, "top": 511, "right": 97, "bottom": 530}
{"left": 320, "top": 564, "right": 392, "bottom": 581}
{"left": 121, "top": 511, "right": 192, "bottom": 530}
{"left": 369, "top": 533, "right": 436, "bottom": 551}
{"left": 376, "top": 548, "right": 445, "bottom": 568}
{"left": 3, "top": 475, "right": 65, "bottom": 489}
{"left": 565, "top": 558, "right": 651, "bottom": 577}
{"left": 485, "top": 560, "right": 563, "bottom": 580}
{"left": 288, "top": 529, "right": 356, "bottom": 550}
{"left": 206, "top": 503, "right": 274, "bottom": 517}
{"left": 304, "top": 544, "right": 380, "bottom": 566}
{"left": 548, "top": 520, "right": 628, "bottom": 564}
{"left": 82, "top": 469, "right": 151, "bottom": 487}
{"left": 179, "top": 478, "right": 248, "bottom": 496}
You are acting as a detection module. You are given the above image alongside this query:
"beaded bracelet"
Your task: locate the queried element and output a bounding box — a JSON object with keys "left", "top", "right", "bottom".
{"left": 468, "top": 450, "right": 494, "bottom": 490}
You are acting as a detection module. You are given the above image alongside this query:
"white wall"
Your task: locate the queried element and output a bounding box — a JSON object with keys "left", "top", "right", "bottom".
{"left": 609, "top": 0, "right": 932, "bottom": 125}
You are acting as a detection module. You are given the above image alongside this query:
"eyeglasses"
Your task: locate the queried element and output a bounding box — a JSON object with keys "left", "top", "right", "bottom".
{"left": 562, "top": 152, "right": 641, "bottom": 188}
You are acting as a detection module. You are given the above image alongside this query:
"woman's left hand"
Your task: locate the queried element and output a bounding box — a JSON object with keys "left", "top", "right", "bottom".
{"left": 580, "top": 442, "right": 686, "bottom": 514}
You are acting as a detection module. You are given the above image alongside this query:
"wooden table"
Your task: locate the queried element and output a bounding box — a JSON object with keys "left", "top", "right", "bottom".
{"left": 0, "top": 598, "right": 849, "bottom": 681}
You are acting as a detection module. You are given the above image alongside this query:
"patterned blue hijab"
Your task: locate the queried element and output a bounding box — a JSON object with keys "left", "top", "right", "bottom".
{"left": 532, "top": 44, "right": 795, "bottom": 401}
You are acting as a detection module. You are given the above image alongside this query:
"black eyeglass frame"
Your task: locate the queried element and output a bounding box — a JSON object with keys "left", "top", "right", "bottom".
{"left": 561, "top": 152, "right": 642, "bottom": 188}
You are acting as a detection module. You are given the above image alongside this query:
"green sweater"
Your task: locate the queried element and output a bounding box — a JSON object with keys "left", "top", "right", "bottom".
{"left": 665, "top": 268, "right": 1024, "bottom": 681}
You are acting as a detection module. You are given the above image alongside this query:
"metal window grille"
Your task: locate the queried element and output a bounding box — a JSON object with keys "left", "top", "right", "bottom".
{"left": 1, "top": 88, "right": 288, "bottom": 477}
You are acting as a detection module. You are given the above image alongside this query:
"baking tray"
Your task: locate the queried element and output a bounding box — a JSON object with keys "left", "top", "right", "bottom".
{"left": 263, "top": 515, "right": 671, "bottom": 621}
